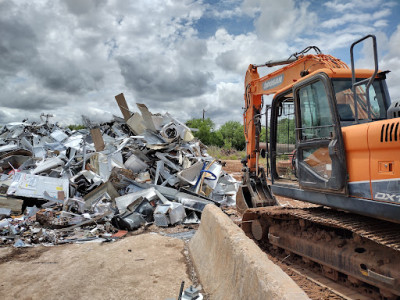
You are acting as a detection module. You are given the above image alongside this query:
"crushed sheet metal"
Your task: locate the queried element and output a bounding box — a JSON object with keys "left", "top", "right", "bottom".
{"left": 137, "top": 103, "right": 158, "bottom": 132}
{"left": 127, "top": 113, "right": 146, "bottom": 135}
{"left": 177, "top": 161, "right": 203, "bottom": 186}
{"left": 32, "top": 157, "right": 65, "bottom": 175}
{"left": 124, "top": 154, "right": 148, "bottom": 173}
{"left": 115, "top": 187, "right": 157, "bottom": 214}
{"left": 50, "top": 130, "right": 68, "bottom": 142}
{"left": 115, "top": 93, "right": 132, "bottom": 121}
{"left": 0, "top": 94, "right": 239, "bottom": 247}
{"left": 7, "top": 173, "right": 69, "bottom": 200}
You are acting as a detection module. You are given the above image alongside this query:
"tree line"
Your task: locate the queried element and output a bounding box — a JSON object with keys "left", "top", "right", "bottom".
{"left": 186, "top": 117, "right": 296, "bottom": 151}
{"left": 186, "top": 118, "right": 247, "bottom": 150}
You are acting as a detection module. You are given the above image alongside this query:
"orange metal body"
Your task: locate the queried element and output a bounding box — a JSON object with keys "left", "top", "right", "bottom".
{"left": 244, "top": 53, "right": 376, "bottom": 173}
{"left": 343, "top": 119, "right": 400, "bottom": 201}
{"left": 245, "top": 54, "right": 348, "bottom": 171}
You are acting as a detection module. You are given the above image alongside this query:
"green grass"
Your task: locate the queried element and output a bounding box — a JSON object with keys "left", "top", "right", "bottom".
{"left": 68, "top": 124, "right": 86, "bottom": 130}
{"left": 207, "top": 146, "right": 246, "bottom": 160}
{"left": 207, "top": 146, "right": 268, "bottom": 167}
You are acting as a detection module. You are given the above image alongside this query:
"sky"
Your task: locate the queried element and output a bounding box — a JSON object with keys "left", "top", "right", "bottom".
{"left": 1, "top": 0, "right": 400, "bottom": 127}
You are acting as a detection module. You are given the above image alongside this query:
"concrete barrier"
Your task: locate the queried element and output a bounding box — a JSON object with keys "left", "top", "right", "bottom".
{"left": 189, "top": 205, "right": 310, "bottom": 300}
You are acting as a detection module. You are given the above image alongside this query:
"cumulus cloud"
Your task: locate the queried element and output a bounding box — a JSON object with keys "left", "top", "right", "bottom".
{"left": 0, "top": 12, "right": 39, "bottom": 76}
{"left": 117, "top": 54, "right": 213, "bottom": 102}
{"left": 242, "top": 0, "right": 317, "bottom": 42}
{"left": 381, "top": 25, "right": 400, "bottom": 101}
{"left": 61, "top": 0, "right": 107, "bottom": 16}
{"left": 0, "top": 0, "right": 399, "bottom": 128}
{"left": 321, "top": 9, "right": 391, "bottom": 29}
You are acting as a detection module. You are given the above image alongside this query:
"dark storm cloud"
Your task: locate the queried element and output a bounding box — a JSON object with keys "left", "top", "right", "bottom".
{"left": 0, "top": 1, "right": 104, "bottom": 97}
{"left": 0, "top": 16, "right": 38, "bottom": 76}
{"left": 117, "top": 55, "right": 214, "bottom": 101}
{"left": 31, "top": 59, "right": 104, "bottom": 95}
{"left": 215, "top": 50, "right": 241, "bottom": 73}
{"left": 61, "top": 0, "right": 107, "bottom": 16}
{"left": 0, "top": 92, "right": 67, "bottom": 111}
{"left": 0, "top": 110, "right": 12, "bottom": 123}
{"left": 206, "top": 106, "right": 242, "bottom": 120}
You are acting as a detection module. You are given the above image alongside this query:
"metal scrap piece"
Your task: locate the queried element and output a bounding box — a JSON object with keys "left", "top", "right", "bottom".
{"left": 127, "top": 113, "right": 146, "bottom": 135}
{"left": 115, "top": 93, "right": 132, "bottom": 122}
{"left": 177, "top": 161, "right": 203, "bottom": 186}
{"left": 137, "top": 103, "right": 157, "bottom": 132}
{"left": 50, "top": 130, "right": 68, "bottom": 142}
{"left": 32, "top": 157, "right": 65, "bottom": 175}
{"left": 115, "top": 187, "right": 158, "bottom": 214}
{"left": 124, "top": 154, "right": 148, "bottom": 173}
{"left": 7, "top": 173, "right": 69, "bottom": 200}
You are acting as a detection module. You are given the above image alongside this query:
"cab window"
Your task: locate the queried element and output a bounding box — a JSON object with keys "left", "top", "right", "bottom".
{"left": 298, "top": 80, "right": 334, "bottom": 140}
{"left": 333, "top": 78, "right": 387, "bottom": 121}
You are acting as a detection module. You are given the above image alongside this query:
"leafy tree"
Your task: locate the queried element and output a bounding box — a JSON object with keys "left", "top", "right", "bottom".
{"left": 186, "top": 118, "right": 248, "bottom": 150}
{"left": 210, "top": 130, "right": 224, "bottom": 147}
{"left": 219, "top": 121, "right": 246, "bottom": 150}
{"left": 260, "top": 126, "right": 267, "bottom": 143}
{"left": 277, "top": 118, "right": 296, "bottom": 144}
{"left": 186, "top": 118, "right": 215, "bottom": 145}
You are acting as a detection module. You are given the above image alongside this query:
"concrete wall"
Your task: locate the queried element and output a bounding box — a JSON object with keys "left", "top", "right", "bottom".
{"left": 189, "top": 205, "right": 309, "bottom": 300}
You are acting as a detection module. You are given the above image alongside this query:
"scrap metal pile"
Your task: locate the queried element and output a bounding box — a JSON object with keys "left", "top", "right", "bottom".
{"left": 0, "top": 94, "right": 238, "bottom": 247}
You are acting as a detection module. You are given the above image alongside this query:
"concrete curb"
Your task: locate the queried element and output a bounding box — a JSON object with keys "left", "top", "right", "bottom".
{"left": 189, "top": 205, "right": 310, "bottom": 300}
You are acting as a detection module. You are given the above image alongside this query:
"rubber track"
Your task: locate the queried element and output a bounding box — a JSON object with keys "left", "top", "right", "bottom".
{"left": 248, "top": 206, "right": 400, "bottom": 252}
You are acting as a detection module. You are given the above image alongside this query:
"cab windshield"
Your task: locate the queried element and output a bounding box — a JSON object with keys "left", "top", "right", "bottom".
{"left": 332, "top": 78, "right": 388, "bottom": 122}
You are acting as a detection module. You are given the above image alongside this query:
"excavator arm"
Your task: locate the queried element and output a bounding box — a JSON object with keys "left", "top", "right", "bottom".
{"left": 238, "top": 48, "right": 348, "bottom": 213}
{"left": 243, "top": 65, "right": 263, "bottom": 172}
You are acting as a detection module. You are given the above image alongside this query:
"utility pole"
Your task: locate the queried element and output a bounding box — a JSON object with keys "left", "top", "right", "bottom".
{"left": 202, "top": 109, "right": 206, "bottom": 121}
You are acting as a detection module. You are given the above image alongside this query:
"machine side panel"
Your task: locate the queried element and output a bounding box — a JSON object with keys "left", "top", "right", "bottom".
{"left": 341, "top": 124, "right": 371, "bottom": 198}
{"left": 368, "top": 118, "right": 400, "bottom": 204}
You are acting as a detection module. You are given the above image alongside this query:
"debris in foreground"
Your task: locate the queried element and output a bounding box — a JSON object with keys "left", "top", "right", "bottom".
{"left": 0, "top": 93, "right": 238, "bottom": 247}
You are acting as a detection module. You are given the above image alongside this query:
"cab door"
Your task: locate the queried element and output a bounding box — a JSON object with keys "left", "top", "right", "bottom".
{"left": 294, "top": 73, "right": 347, "bottom": 193}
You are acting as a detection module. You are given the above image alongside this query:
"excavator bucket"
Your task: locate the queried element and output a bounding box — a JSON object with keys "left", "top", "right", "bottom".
{"left": 236, "top": 168, "right": 276, "bottom": 214}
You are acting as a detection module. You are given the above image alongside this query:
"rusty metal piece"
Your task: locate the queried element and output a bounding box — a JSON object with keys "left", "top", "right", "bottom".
{"left": 36, "top": 210, "right": 68, "bottom": 229}
{"left": 241, "top": 206, "right": 400, "bottom": 297}
{"left": 115, "top": 93, "right": 131, "bottom": 121}
{"left": 302, "top": 257, "right": 311, "bottom": 264}
{"left": 348, "top": 275, "right": 361, "bottom": 286}
{"left": 236, "top": 167, "right": 276, "bottom": 215}
{"left": 322, "top": 266, "right": 339, "bottom": 281}
{"left": 380, "top": 289, "right": 397, "bottom": 300}
{"left": 242, "top": 206, "right": 400, "bottom": 252}
{"left": 251, "top": 219, "right": 266, "bottom": 241}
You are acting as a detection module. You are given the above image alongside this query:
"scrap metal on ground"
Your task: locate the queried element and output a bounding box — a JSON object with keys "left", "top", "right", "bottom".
{"left": 0, "top": 93, "right": 238, "bottom": 247}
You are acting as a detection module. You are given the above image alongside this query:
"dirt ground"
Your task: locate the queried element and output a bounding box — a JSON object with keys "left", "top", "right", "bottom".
{"left": 0, "top": 233, "right": 197, "bottom": 300}
{"left": 222, "top": 160, "right": 243, "bottom": 181}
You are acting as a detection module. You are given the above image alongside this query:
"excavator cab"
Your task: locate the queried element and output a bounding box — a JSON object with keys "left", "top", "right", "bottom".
{"left": 237, "top": 35, "right": 395, "bottom": 218}
{"left": 272, "top": 73, "right": 348, "bottom": 193}
{"left": 271, "top": 36, "right": 392, "bottom": 198}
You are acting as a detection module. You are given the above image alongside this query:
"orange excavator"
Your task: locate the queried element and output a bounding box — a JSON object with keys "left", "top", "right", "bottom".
{"left": 238, "top": 35, "right": 400, "bottom": 298}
